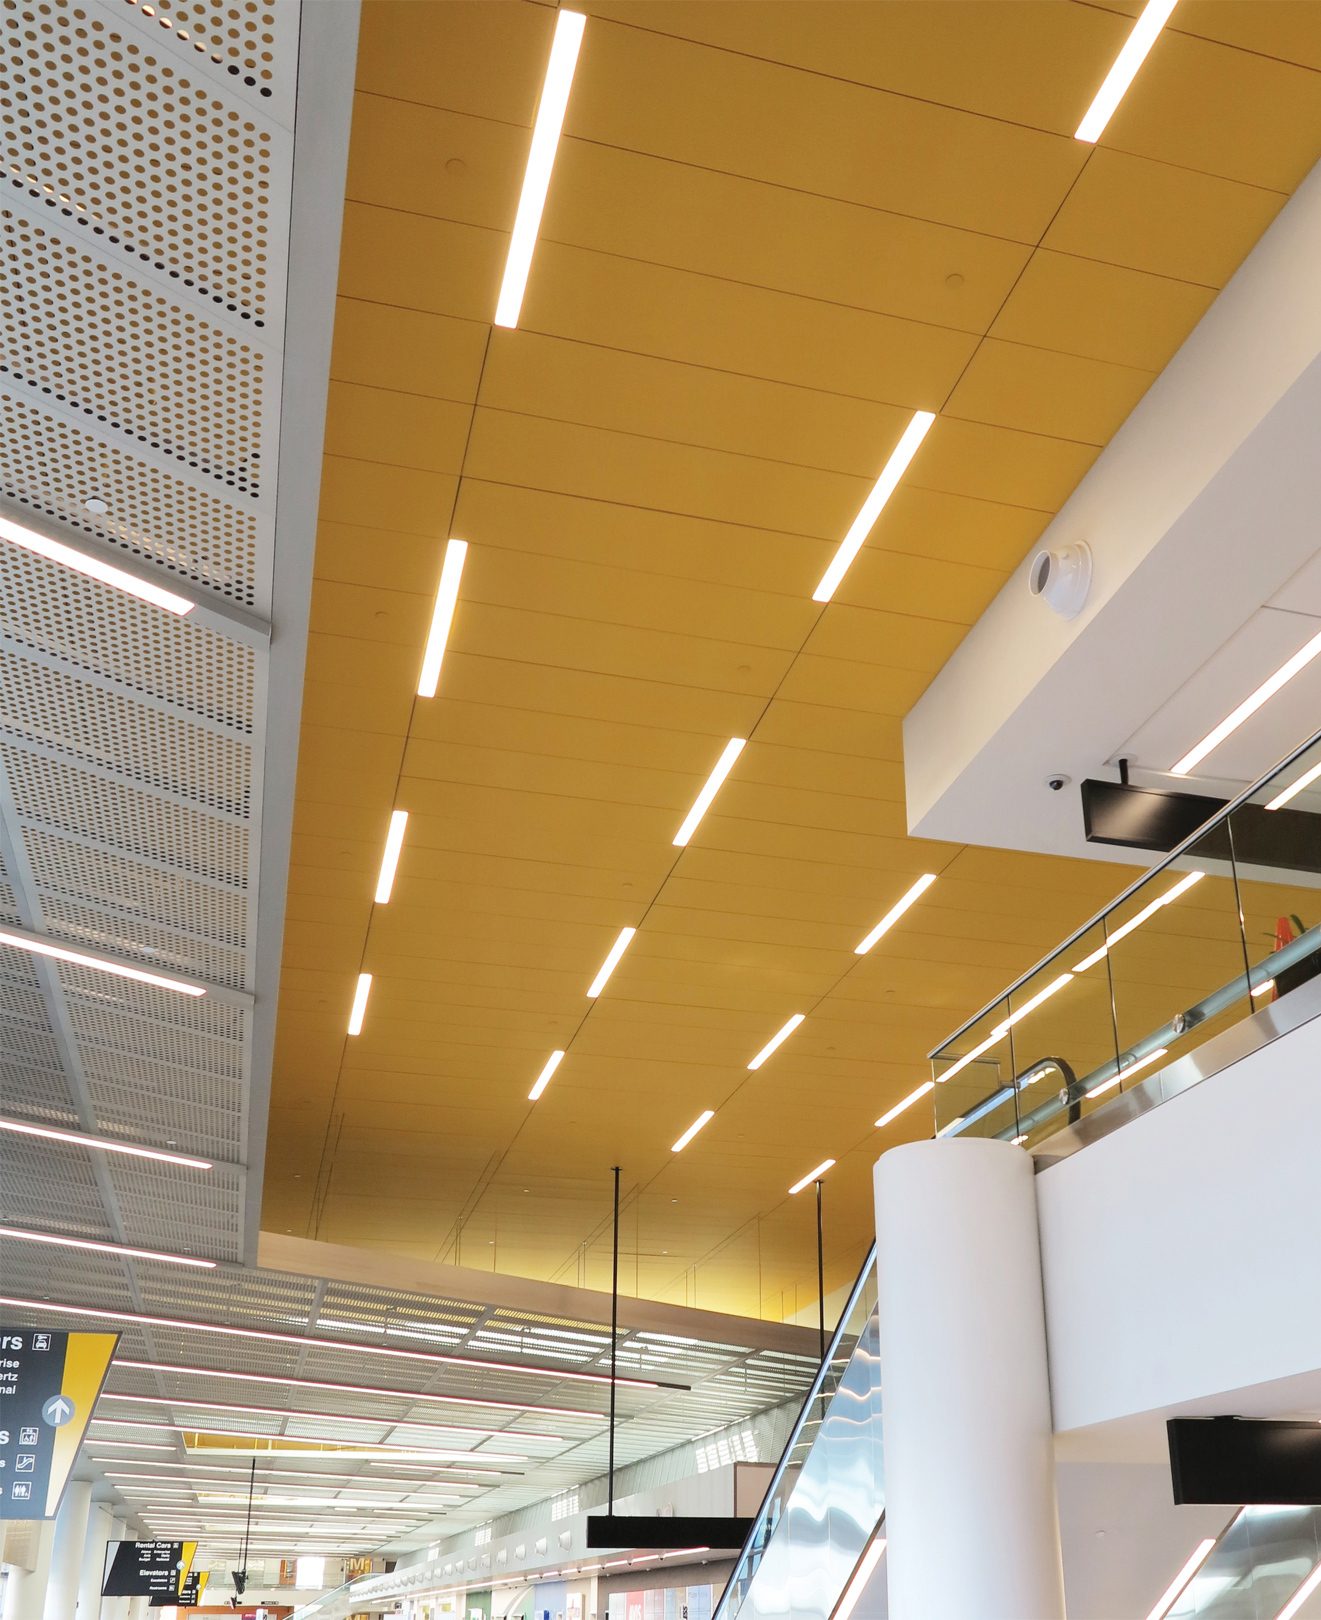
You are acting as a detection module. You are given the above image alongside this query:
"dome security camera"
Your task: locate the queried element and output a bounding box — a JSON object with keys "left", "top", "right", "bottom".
{"left": 1028, "top": 542, "right": 1092, "bottom": 619}
{"left": 1046, "top": 774, "right": 1071, "bottom": 792}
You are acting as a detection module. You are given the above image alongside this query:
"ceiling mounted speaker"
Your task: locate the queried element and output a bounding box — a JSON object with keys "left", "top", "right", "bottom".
{"left": 1028, "top": 542, "right": 1092, "bottom": 620}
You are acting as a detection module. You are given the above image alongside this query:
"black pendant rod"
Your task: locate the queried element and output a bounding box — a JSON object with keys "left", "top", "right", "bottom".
{"left": 608, "top": 1163, "right": 621, "bottom": 1514}
{"left": 816, "top": 1178, "right": 826, "bottom": 1363}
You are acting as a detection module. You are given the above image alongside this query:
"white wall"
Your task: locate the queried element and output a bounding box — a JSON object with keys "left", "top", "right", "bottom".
{"left": 1037, "top": 1009, "right": 1321, "bottom": 1434}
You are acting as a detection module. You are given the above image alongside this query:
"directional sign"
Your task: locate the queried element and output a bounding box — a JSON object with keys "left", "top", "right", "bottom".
{"left": 151, "top": 1569, "right": 209, "bottom": 1607}
{"left": 0, "top": 1328, "right": 120, "bottom": 1518}
{"left": 103, "top": 1541, "right": 198, "bottom": 1599}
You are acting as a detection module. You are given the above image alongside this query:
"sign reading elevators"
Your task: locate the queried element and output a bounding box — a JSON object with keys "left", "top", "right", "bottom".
{"left": 0, "top": 1328, "right": 120, "bottom": 1518}
{"left": 103, "top": 1541, "right": 198, "bottom": 1599}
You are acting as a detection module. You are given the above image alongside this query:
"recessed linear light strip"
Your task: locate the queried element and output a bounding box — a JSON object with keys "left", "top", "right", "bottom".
{"left": 1172, "top": 627, "right": 1321, "bottom": 777}
{"left": 0, "top": 1117, "right": 212, "bottom": 1170}
{"left": 747, "top": 1013, "right": 805, "bottom": 1071}
{"left": 1278, "top": 1562, "right": 1321, "bottom": 1620}
{"left": 0, "top": 1225, "right": 214, "bottom": 1269}
{"left": 670, "top": 1111, "right": 714, "bottom": 1154}
{"left": 528, "top": 1049, "right": 564, "bottom": 1102}
{"left": 374, "top": 811, "right": 408, "bottom": 904}
{"left": 672, "top": 739, "right": 745, "bottom": 847}
{"left": 0, "top": 512, "right": 195, "bottom": 615}
{"left": 89, "top": 1418, "right": 528, "bottom": 1463}
{"left": 837, "top": 1539, "right": 887, "bottom": 1620}
{"left": 855, "top": 874, "right": 937, "bottom": 955}
{"left": 494, "top": 10, "right": 586, "bottom": 329}
{"left": 96, "top": 1392, "right": 563, "bottom": 1443}
{"left": 100, "top": 1463, "right": 480, "bottom": 1492}
{"left": 1144, "top": 1536, "right": 1216, "bottom": 1620}
{"left": 586, "top": 927, "right": 635, "bottom": 998}
{"left": 875, "top": 1080, "right": 935, "bottom": 1130}
{"left": 1085, "top": 1046, "right": 1168, "bottom": 1102}
{"left": 936, "top": 974, "right": 1075, "bottom": 1087}
{"left": 0, "top": 926, "right": 206, "bottom": 996}
{"left": 113, "top": 1359, "right": 602, "bottom": 1421}
{"left": 1266, "top": 758, "right": 1321, "bottom": 811}
{"left": 347, "top": 972, "right": 372, "bottom": 1036}
{"left": 813, "top": 411, "right": 935, "bottom": 603}
{"left": 418, "top": 539, "right": 469, "bottom": 698}
{"left": 788, "top": 1160, "right": 834, "bottom": 1196}
{"left": 1073, "top": 872, "right": 1203, "bottom": 972}
{"left": 0, "top": 1295, "right": 670, "bottom": 1388}
{"left": 1076, "top": 0, "right": 1179, "bottom": 144}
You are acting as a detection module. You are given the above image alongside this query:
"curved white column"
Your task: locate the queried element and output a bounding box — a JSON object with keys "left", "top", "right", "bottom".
{"left": 44, "top": 1481, "right": 93, "bottom": 1620}
{"left": 874, "top": 1138, "right": 1065, "bottom": 1620}
{"left": 3, "top": 1523, "right": 56, "bottom": 1620}
{"left": 74, "top": 1507, "right": 112, "bottom": 1620}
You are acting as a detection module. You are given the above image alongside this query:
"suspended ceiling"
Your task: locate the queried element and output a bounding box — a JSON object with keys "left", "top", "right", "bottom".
{"left": 268, "top": 0, "right": 1321, "bottom": 1313}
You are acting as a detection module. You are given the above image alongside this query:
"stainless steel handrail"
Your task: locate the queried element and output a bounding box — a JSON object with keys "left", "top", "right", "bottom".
{"left": 927, "top": 719, "right": 1321, "bottom": 1059}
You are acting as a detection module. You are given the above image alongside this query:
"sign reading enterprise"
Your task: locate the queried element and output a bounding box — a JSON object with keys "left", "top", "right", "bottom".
{"left": 0, "top": 1327, "right": 120, "bottom": 1518}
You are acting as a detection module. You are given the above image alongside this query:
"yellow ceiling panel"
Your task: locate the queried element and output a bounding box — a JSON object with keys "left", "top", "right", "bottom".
{"left": 804, "top": 605, "right": 977, "bottom": 676}
{"left": 542, "top": 140, "right": 1033, "bottom": 331}
{"left": 523, "top": 239, "right": 980, "bottom": 403}
{"left": 312, "top": 522, "right": 441, "bottom": 598}
{"left": 319, "top": 452, "right": 459, "bottom": 537}
{"left": 842, "top": 484, "right": 1051, "bottom": 576}
{"left": 337, "top": 203, "right": 504, "bottom": 323}
{"left": 568, "top": 15, "right": 1086, "bottom": 242}
{"left": 1168, "top": 1, "right": 1321, "bottom": 72}
{"left": 322, "top": 380, "right": 474, "bottom": 477}
{"left": 738, "top": 740, "right": 908, "bottom": 803}
{"left": 989, "top": 248, "right": 1216, "bottom": 370}
{"left": 915, "top": 415, "right": 1099, "bottom": 511}
{"left": 752, "top": 704, "right": 905, "bottom": 762}
{"left": 945, "top": 337, "right": 1156, "bottom": 446}
{"left": 331, "top": 298, "right": 488, "bottom": 403}
{"left": 769, "top": 654, "right": 948, "bottom": 720}
{"left": 1043, "top": 148, "right": 1285, "bottom": 286}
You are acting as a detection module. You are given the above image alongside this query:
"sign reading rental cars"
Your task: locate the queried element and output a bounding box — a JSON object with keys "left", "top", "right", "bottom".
{"left": 0, "top": 1328, "right": 120, "bottom": 1518}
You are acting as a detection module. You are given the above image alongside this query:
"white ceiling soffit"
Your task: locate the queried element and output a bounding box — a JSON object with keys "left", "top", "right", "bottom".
{"left": 0, "top": 0, "right": 358, "bottom": 1264}
{"left": 904, "top": 156, "right": 1321, "bottom": 866}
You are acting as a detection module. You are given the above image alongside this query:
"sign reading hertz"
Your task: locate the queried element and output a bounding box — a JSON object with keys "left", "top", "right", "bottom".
{"left": 0, "top": 1327, "right": 120, "bottom": 1519}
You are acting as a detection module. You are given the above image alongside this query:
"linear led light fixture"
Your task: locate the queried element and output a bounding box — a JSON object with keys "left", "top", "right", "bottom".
{"left": 90, "top": 1419, "right": 528, "bottom": 1463}
{"left": 813, "top": 411, "right": 936, "bottom": 603}
{"left": 115, "top": 1358, "right": 600, "bottom": 1421}
{"left": 788, "top": 1159, "right": 835, "bottom": 1195}
{"left": 1277, "top": 1562, "right": 1321, "bottom": 1620}
{"left": 528, "top": 1050, "right": 565, "bottom": 1101}
{"left": 0, "top": 1225, "right": 215, "bottom": 1269}
{"left": 494, "top": 10, "right": 586, "bottom": 328}
{"left": 1172, "top": 627, "right": 1321, "bottom": 777}
{"left": 875, "top": 1080, "right": 935, "bottom": 1129}
{"left": 1144, "top": 1536, "right": 1216, "bottom": 1620}
{"left": 1085, "top": 1046, "right": 1168, "bottom": 1101}
{"left": 417, "top": 538, "right": 469, "bottom": 698}
{"left": 586, "top": 927, "right": 635, "bottom": 998}
{"left": 0, "top": 926, "right": 206, "bottom": 996}
{"left": 347, "top": 972, "right": 372, "bottom": 1036}
{"left": 1076, "top": 0, "right": 1179, "bottom": 143}
{"left": 97, "top": 1392, "right": 563, "bottom": 1443}
{"left": 994, "top": 973, "right": 1074, "bottom": 1034}
{"left": 0, "top": 1295, "right": 666, "bottom": 1388}
{"left": 0, "top": 512, "right": 195, "bottom": 614}
{"left": 1266, "top": 758, "right": 1321, "bottom": 811}
{"left": 103, "top": 1463, "right": 477, "bottom": 1492}
{"left": 1073, "top": 871, "right": 1204, "bottom": 971}
{"left": 0, "top": 1116, "right": 212, "bottom": 1170}
{"left": 1252, "top": 978, "right": 1276, "bottom": 998}
{"left": 673, "top": 739, "right": 745, "bottom": 846}
{"left": 374, "top": 811, "right": 408, "bottom": 904}
{"left": 747, "top": 1013, "right": 805, "bottom": 1071}
{"left": 856, "top": 873, "right": 937, "bottom": 954}
{"left": 671, "top": 1110, "right": 714, "bottom": 1153}
{"left": 837, "top": 1539, "right": 887, "bottom": 1620}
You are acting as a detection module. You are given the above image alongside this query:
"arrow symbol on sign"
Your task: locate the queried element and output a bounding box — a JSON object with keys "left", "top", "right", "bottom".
{"left": 42, "top": 1395, "right": 75, "bottom": 1426}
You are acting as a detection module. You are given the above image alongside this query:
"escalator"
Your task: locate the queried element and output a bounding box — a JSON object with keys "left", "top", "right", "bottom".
{"left": 1155, "top": 1506, "right": 1321, "bottom": 1619}
{"left": 713, "top": 1245, "right": 885, "bottom": 1620}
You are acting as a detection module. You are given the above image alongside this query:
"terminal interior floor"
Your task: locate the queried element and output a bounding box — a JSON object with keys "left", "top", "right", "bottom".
{"left": 4, "top": 1, "right": 1321, "bottom": 1617}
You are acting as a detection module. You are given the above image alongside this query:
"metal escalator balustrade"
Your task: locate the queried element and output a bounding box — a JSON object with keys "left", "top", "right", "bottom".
{"left": 1150, "top": 1506, "right": 1321, "bottom": 1619}
{"left": 928, "top": 723, "right": 1321, "bottom": 1156}
{"left": 714, "top": 1246, "right": 883, "bottom": 1620}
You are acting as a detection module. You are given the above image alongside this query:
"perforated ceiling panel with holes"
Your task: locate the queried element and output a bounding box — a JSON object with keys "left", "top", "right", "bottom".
{"left": 0, "top": 0, "right": 307, "bottom": 1269}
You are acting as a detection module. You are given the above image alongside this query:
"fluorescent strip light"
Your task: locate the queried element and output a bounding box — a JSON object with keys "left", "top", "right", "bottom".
{"left": 1144, "top": 1537, "right": 1216, "bottom": 1620}
{"left": 1277, "top": 1562, "right": 1321, "bottom": 1620}
{"left": 0, "top": 1296, "right": 663, "bottom": 1387}
{"left": 747, "top": 1013, "right": 805, "bottom": 1071}
{"left": 936, "top": 1115, "right": 966, "bottom": 1138}
{"left": 374, "top": 810, "right": 408, "bottom": 904}
{"left": 1085, "top": 1047, "right": 1168, "bottom": 1101}
{"left": 91, "top": 1419, "right": 528, "bottom": 1462}
{"left": 1172, "top": 628, "right": 1321, "bottom": 776}
{"left": 855, "top": 873, "right": 937, "bottom": 954}
{"left": 347, "top": 972, "right": 372, "bottom": 1036}
{"left": 1252, "top": 979, "right": 1276, "bottom": 998}
{"left": 788, "top": 1159, "right": 835, "bottom": 1195}
{"left": 837, "top": 1539, "right": 887, "bottom": 1620}
{"left": 0, "top": 928, "right": 205, "bottom": 996}
{"left": 1266, "top": 758, "right": 1321, "bottom": 811}
{"left": 936, "top": 1028, "right": 1003, "bottom": 1085}
{"left": 528, "top": 1050, "right": 565, "bottom": 1101}
{"left": 1073, "top": 872, "right": 1204, "bottom": 971}
{"left": 0, "top": 1117, "right": 212, "bottom": 1170}
{"left": 586, "top": 927, "right": 635, "bottom": 998}
{"left": 1076, "top": 0, "right": 1179, "bottom": 143}
{"left": 672, "top": 738, "right": 746, "bottom": 847}
{"left": 671, "top": 1110, "right": 714, "bottom": 1153}
{"left": 875, "top": 1080, "right": 934, "bottom": 1129}
{"left": 0, "top": 512, "right": 195, "bottom": 614}
{"left": 0, "top": 1225, "right": 214, "bottom": 1269}
{"left": 992, "top": 973, "right": 1074, "bottom": 1035}
{"left": 98, "top": 1392, "right": 560, "bottom": 1443}
{"left": 493, "top": 10, "right": 586, "bottom": 328}
{"left": 417, "top": 539, "right": 469, "bottom": 698}
{"left": 813, "top": 411, "right": 936, "bottom": 603}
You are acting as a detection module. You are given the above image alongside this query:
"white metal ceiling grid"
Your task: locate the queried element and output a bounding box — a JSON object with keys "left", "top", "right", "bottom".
{"left": 0, "top": 0, "right": 296, "bottom": 1267}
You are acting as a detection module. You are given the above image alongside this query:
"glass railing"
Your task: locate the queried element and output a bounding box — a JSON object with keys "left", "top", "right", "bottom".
{"left": 1169, "top": 1506, "right": 1321, "bottom": 1616}
{"left": 931, "top": 725, "right": 1321, "bottom": 1150}
{"left": 713, "top": 1245, "right": 883, "bottom": 1620}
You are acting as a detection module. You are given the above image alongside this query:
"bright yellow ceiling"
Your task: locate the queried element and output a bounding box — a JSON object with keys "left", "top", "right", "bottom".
{"left": 265, "top": 0, "right": 1321, "bottom": 1317}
